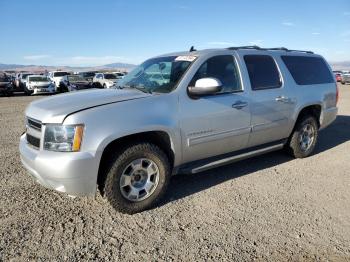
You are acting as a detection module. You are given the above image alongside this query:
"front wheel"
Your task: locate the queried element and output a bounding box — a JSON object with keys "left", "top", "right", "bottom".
{"left": 104, "top": 143, "right": 171, "bottom": 214}
{"left": 286, "top": 115, "right": 319, "bottom": 158}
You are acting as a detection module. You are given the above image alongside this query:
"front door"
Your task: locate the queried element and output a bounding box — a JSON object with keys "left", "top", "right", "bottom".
{"left": 179, "top": 55, "right": 252, "bottom": 163}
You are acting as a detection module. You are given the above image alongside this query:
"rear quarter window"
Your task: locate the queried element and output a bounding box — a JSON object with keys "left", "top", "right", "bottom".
{"left": 281, "top": 56, "right": 334, "bottom": 85}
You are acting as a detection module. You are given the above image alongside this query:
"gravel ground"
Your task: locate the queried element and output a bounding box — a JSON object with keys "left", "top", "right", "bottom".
{"left": 0, "top": 85, "right": 350, "bottom": 261}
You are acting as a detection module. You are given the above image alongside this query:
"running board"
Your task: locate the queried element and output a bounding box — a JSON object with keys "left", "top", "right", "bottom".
{"left": 191, "top": 144, "right": 284, "bottom": 174}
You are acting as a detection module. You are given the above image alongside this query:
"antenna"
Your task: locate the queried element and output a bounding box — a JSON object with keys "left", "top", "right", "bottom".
{"left": 189, "top": 46, "right": 196, "bottom": 52}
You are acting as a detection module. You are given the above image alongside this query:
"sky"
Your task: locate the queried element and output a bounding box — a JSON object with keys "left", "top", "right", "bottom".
{"left": 0, "top": 0, "right": 349, "bottom": 66}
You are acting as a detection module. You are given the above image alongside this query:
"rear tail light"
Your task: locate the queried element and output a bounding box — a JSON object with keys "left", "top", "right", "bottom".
{"left": 336, "top": 84, "right": 339, "bottom": 105}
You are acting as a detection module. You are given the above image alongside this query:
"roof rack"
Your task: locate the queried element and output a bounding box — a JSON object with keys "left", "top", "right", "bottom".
{"left": 227, "top": 45, "right": 314, "bottom": 54}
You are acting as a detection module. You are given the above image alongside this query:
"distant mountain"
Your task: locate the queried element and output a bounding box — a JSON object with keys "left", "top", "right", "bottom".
{"left": 102, "top": 62, "right": 136, "bottom": 69}
{"left": 0, "top": 63, "right": 33, "bottom": 70}
{"left": 331, "top": 61, "right": 350, "bottom": 71}
{"left": 0, "top": 62, "right": 137, "bottom": 72}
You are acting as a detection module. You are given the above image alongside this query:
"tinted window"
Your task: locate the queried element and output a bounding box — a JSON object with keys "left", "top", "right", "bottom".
{"left": 281, "top": 56, "right": 334, "bottom": 85}
{"left": 104, "top": 74, "right": 117, "bottom": 79}
{"left": 190, "top": 55, "right": 242, "bottom": 93}
{"left": 53, "top": 72, "right": 69, "bottom": 77}
{"left": 81, "top": 72, "right": 96, "bottom": 77}
{"left": 244, "top": 55, "right": 281, "bottom": 90}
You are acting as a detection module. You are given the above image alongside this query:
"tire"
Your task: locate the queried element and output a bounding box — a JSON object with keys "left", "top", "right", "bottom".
{"left": 24, "top": 86, "right": 32, "bottom": 96}
{"left": 104, "top": 143, "right": 171, "bottom": 214}
{"left": 341, "top": 81, "right": 345, "bottom": 85}
{"left": 103, "top": 84, "right": 107, "bottom": 89}
{"left": 286, "top": 115, "right": 318, "bottom": 158}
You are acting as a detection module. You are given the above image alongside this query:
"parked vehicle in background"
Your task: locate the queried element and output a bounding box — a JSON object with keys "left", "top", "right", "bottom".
{"left": 112, "top": 72, "right": 126, "bottom": 79}
{"left": 78, "top": 71, "right": 97, "bottom": 83}
{"left": 341, "top": 72, "right": 350, "bottom": 84}
{"left": 93, "top": 73, "right": 118, "bottom": 88}
{"left": 0, "top": 73, "right": 13, "bottom": 96}
{"left": 19, "top": 73, "right": 34, "bottom": 91}
{"left": 59, "top": 75, "right": 92, "bottom": 92}
{"left": 25, "top": 75, "right": 55, "bottom": 95}
{"left": 48, "top": 71, "right": 70, "bottom": 91}
{"left": 13, "top": 73, "right": 21, "bottom": 88}
{"left": 333, "top": 72, "right": 343, "bottom": 82}
{"left": 20, "top": 46, "right": 338, "bottom": 214}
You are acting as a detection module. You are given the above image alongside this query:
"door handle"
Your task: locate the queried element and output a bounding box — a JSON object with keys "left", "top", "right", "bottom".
{"left": 275, "top": 96, "right": 293, "bottom": 103}
{"left": 232, "top": 101, "right": 248, "bottom": 109}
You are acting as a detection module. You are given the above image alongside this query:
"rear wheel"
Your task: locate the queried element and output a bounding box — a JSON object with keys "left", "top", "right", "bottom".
{"left": 286, "top": 115, "right": 318, "bottom": 158}
{"left": 104, "top": 143, "right": 171, "bottom": 214}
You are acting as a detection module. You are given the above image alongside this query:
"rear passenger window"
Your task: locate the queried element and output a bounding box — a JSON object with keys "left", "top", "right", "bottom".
{"left": 244, "top": 55, "right": 281, "bottom": 90}
{"left": 281, "top": 56, "right": 334, "bottom": 85}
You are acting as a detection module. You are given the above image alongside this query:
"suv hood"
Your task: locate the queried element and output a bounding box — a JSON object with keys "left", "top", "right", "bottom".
{"left": 29, "top": 81, "right": 51, "bottom": 87}
{"left": 26, "top": 88, "right": 150, "bottom": 123}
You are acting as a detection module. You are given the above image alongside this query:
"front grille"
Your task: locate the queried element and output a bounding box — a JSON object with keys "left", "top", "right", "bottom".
{"left": 26, "top": 134, "right": 40, "bottom": 148}
{"left": 27, "top": 118, "right": 42, "bottom": 131}
{"left": 35, "top": 84, "right": 50, "bottom": 89}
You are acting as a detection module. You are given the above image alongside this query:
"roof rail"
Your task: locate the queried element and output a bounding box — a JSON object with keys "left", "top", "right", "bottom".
{"left": 227, "top": 45, "right": 262, "bottom": 50}
{"left": 227, "top": 45, "right": 314, "bottom": 54}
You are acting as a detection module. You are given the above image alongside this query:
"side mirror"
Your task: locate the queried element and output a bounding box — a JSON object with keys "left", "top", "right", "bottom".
{"left": 188, "top": 77, "right": 222, "bottom": 97}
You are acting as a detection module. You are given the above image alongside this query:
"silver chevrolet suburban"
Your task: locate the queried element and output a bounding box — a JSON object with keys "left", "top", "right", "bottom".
{"left": 19, "top": 46, "right": 338, "bottom": 214}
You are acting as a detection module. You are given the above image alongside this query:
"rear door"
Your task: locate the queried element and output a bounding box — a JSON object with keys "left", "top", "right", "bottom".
{"left": 242, "top": 54, "right": 296, "bottom": 147}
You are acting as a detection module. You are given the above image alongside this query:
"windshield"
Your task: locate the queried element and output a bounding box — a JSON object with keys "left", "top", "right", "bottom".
{"left": 81, "top": 72, "right": 95, "bottom": 77}
{"left": 53, "top": 72, "right": 69, "bottom": 77}
{"left": 117, "top": 56, "right": 195, "bottom": 93}
{"left": 104, "top": 74, "right": 117, "bottom": 80}
{"left": 0, "top": 75, "right": 9, "bottom": 81}
{"left": 29, "top": 76, "right": 48, "bottom": 82}
{"left": 68, "top": 75, "right": 85, "bottom": 81}
{"left": 22, "top": 74, "right": 32, "bottom": 79}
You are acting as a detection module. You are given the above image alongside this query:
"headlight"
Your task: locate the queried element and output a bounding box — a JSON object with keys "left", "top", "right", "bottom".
{"left": 44, "top": 124, "right": 84, "bottom": 152}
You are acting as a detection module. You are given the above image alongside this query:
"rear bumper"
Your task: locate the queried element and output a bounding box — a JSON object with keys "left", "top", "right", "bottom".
{"left": 320, "top": 107, "right": 338, "bottom": 130}
{"left": 19, "top": 134, "right": 99, "bottom": 196}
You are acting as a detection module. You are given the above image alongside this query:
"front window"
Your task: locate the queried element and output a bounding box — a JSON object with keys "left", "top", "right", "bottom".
{"left": 190, "top": 55, "right": 242, "bottom": 93}
{"left": 117, "top": 56, "right": 195, "bottom": 93}
{"left": 28, "top": 76, "right": 49, "bottom": 82}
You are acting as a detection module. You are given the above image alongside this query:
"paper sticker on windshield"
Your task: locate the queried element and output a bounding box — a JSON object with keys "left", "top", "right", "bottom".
{"left": 175, "top": 55, "right": 197, "bottom": 62}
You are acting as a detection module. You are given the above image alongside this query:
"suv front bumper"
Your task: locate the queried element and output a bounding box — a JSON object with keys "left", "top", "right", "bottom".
{"left": 19, "top": 134, "right": 99, "bottom": 196}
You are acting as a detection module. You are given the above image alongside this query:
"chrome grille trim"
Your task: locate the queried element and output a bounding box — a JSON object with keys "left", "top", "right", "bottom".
{"left": 26, "top": 117, "right": 42, "bottom": 149}
{"left": 27, "top": 117, "right": 42, "bottom": 131}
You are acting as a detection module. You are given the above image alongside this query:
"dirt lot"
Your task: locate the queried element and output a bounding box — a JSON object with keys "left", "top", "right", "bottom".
{"left": 0, "top": 85, "right": 349, "bottom": 261}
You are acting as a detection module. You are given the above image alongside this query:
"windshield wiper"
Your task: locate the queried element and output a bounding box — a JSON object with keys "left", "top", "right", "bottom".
{"left": 117, "top": 84, "right": 152, "bottom": 94}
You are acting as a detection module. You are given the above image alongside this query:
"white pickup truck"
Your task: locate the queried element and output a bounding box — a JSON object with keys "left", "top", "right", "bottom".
{"left": 48, "top": 71, "right": 70, "bottom": 91}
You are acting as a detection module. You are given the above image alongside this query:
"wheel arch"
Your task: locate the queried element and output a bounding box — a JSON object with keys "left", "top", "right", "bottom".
{"left": 96, "top": 130, "right": 175, "bottom": 194}
{"left": 291, "top": 104, "right": 322, "bottom": 136}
